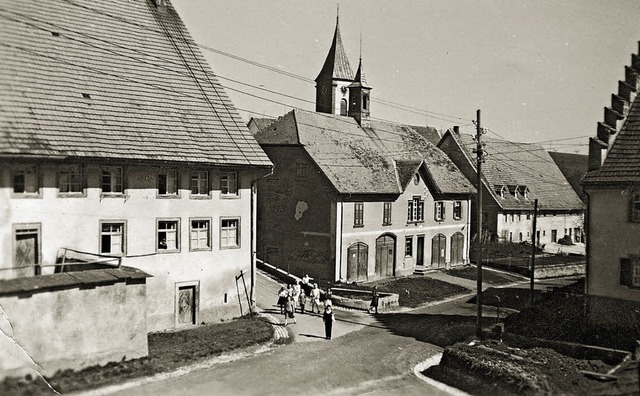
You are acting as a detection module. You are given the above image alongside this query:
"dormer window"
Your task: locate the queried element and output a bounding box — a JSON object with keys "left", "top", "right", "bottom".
{"left": 496, "top": 185, "right": 507, "bottom": 199}
{"left": 522, "top": 186, "right": 530, "bottom": 200}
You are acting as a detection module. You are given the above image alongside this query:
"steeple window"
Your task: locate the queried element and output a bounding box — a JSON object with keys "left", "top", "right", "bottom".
{"left": 340, "top": 98, "right": 348, "bottom": 116}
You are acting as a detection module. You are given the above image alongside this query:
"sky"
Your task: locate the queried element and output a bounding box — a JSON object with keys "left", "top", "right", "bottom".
{"left": 172, "top": 0, "right": 640, "bottom": 154}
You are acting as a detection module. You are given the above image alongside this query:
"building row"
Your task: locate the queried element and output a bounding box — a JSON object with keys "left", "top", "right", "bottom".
{"left": 0, "top": 0, "right": 587, "bottom": 378}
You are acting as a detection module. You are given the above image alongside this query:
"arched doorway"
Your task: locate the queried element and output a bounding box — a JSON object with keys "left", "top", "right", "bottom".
{"left": 431, "top": 233, "right": 446, "bottom": 268}
{"left": 375, "top": 234, "right": 395, "bottom": 277}
{"left": 347, "top": 242, "right": 368, "bottom": 282}
{"left": 450, "top": 232, "right": 465, "bottom": 265}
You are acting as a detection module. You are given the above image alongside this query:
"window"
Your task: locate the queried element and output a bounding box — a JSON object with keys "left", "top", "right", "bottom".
{"left": 340, "top": 98, "right": 348, "bottom": 116}
{"left": 296, "top": 163, "right": 307, "bottom": 180}
{"left": 453, "top": 201, "right": 462, "bottom": 220}
{"left": 407, "top": 196, "right": 424, "bottom": 222}
{"left": 12, "top": 165, "right": 38, "bottom": 195}
{"left": 620, "top": 257, "right": 640, "bottom": 288}
{"left": 509, "top": 232, "right": 513, "bottom": 242}
{"left": 100, "top": 222, "right": 125, "bottom": 255}
{"left": 503, "top": 214, "right": 507, "bottom": 222}
{"left": 631, "top": 193, "right": 640, "bottom": 222}
{"left": 523, "top": 187, "right": 529, "bottom": 200}
{"left": 517, "top": 214, "right": 521, "bottom": 221}
{"left": 190, "top": 170, "right": 209, "bottom": 196}
{"left": 220, "top": 218, "right": 240, "bottom": 248}
{"left": 190, "top": 219, "right": 211, "bottom": 250}
{"left": 58, "top": 165, "right": 83, "bottom": 194}
{"left": 405, "top": 236, "right": 413, "bottom": 257}
{"left": 434, "top": 201, "right": 445, "bottom": 221}
{"left": 158, "top": 169, "right": 178, "bottom": 196}
{"left": 551, "top": 229, "right": 557, "bottom": 243}
{"left": 363, "top": 94, "right": 369, "bottom": 110}
{"left": 574, "top": 228, "right": 581, "bottom": 243}
{"left": 383, "top": 202, "right": 392, "bottom": 225}
{"left": 519, "top": 232, "right": 523, "bottom": 242}
{"left": 354, "top": 202, "right": 364, "bottom": 227}
{"left": 220, "top": 171, "right": 238, "bottom": 196}
{"left": 526, "top": 214, "right": 531, "bottom": 220}
{"left": 101, "top": 166, "right": 123, "bottom": 194}
{"left": 157, "top": 220, "right": 179, "bottom": 252}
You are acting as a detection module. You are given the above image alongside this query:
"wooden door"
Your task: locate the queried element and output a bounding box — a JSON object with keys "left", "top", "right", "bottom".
{"left": 451, "top": 232, "right": 464, "bottom": 265}
{"left": 177, "top": 286, "right": 196, "bottom": 325}
{"left": 416, "top": 235, "right": 425, "bottom": 266}
{"left": 15, "top": 229, "right": 39, "bottom": 277}
{"left": 347, "top": 243, "right": 368, "bottom": 282}
{"left": 431, "top": 234, "right": 446, "bottom": 268}
{"left": 375, "top": 235, "right": 395, "bottom": 277}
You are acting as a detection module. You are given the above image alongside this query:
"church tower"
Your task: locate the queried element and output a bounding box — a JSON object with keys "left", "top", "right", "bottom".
{"left": 315, "top": 14, "right": 354, "bottom": 116}
{"left": 348, "top": 57, "right": 372, "bottom": 127}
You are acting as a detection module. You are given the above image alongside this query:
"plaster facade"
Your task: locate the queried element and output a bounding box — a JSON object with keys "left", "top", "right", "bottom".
{"left": 1, "top": 161, "right": 261, "bottom": 332}
{"left": 0, "top": 276, "right": 148, "bottom": 380}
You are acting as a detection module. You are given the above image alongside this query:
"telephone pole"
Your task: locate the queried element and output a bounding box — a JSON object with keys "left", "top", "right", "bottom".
{"left": 530, "top": 198, "right": 539, "bottom": 305}
{"left": 474, "top": 109, "right": 484, "bottom": 338}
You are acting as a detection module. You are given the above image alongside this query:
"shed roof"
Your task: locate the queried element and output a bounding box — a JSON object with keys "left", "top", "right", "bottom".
{"left": 0, "top": 0, "right": 271, "bottom": 167}
{"left": 255, "top": 109, "right": 475, "bottom": 196}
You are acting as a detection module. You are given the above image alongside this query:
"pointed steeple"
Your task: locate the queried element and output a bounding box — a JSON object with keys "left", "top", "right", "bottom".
{"left": 315, "top": 13, "right": 354, "bottom": 83}
{"left": 348, "top": 57, "right": 372, "bottom": 127}
{"left": 315, "top": 11, "right": 354, "bottom": 115}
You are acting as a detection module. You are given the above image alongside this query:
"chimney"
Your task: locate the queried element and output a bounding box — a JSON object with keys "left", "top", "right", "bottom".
{"left": 453, "top": 126, "right": 459, "bottom": 134}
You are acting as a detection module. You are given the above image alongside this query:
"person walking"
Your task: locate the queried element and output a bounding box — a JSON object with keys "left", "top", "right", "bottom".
{"left": 310, "top": 283, "right": 321, "bottom": 314}
{"left": 292, "top": 281, "right": 301, "bottom": 310}
{"left": 323, "top": 305, "right": 335, "bottom": 340}
{"left": 324, "top": 287, "right": 333, "bottom": 309}
{"left": 283, "top": 296, "right": 296, "bottom": 326}
{"left": 368, "top": 286, "right": 379, "bottom": 314}
{"left": 298, "top": 289, "right": 307, "bottom": 314}
{"left": 277, "top": 286, "right": 288, "bottom": 314}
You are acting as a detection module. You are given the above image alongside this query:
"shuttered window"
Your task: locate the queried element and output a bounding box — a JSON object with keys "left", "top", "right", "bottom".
{"left": 620, "top": 257, "right": 640, "bottom": 289}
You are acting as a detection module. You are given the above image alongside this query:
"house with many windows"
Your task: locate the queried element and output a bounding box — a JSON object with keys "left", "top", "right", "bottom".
{"left": 438, "top": 129, "right": 585, "bottom": 247}
{"left": 253, "top": 17, "right": 475, "bottom": 283}
{"left": 0, "top": 0, "right": 271, "bottom": 377}
{"left": 583, "top": 41, "right": 640, "bottom": 324}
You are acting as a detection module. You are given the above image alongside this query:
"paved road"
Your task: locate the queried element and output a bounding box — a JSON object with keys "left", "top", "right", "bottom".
{"left": 106, "top": 271, "right": 448, "bottom": 396}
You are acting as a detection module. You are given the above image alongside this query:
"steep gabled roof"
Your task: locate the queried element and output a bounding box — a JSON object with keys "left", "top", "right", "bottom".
{"left": 0, "top": 0, "right": 271, "bottom": 167}
{"left": 348, "top": 58, "right": 371, "bottom": 89}
{"left": 584, "top": 93, "right": 640, "bottom": 185}
{"left": 314, "top": 16, "right": 354, "bottom": 82}
{"left": 410, "top": 125, "right": 441, "bottom": 146}
{"left": 549, "top": 151, "right": 588, "bottom": 203}
{"left": 254, "top": 109, "right": 475, "bottom": 196}
{"left": 443, "top": 131, "right": 584, "bottom": 211}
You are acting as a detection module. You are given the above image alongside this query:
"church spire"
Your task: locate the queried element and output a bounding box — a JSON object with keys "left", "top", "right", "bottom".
{"left": 348, "top": 56, "right": 372, "bottom": 127}
{"left": 315, "top": 9, "right": 354, "bottom": 115}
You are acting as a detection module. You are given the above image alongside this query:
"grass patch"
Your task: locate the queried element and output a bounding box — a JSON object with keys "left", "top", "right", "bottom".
{"left": 1, "top": 316, "right": 274, "bottom": 396}
{"left": 446, "top": 266, "right": 524, "bottom": 285}
{"left": 337, "top": 276, "right": 470, "bottom": 307}
{"left": 377, "top": 313, "right": 477, "bottom": 347}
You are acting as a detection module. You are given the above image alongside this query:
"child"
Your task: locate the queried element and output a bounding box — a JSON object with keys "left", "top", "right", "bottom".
{"left": 284, "top": 296, "right": 296, "bottom": 326}
{"left": 298, "top": 290, "right": 307, "bottom": 314}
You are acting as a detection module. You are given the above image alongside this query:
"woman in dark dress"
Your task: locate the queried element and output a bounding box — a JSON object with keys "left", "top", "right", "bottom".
{"left": 323, "top": 305, "right": 335, "bottom": 340}
{"left": 368, "top": 286, "right": 379, "bottom": 314}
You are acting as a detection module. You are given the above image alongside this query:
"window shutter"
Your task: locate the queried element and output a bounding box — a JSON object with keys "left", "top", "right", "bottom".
{"left": 434, "top": 203, "right": 438, "bottom": 221}
{"left": 442, "top": 203, "right": 446, "bottom": 219}
{"left": 621, "top": 258, "right": 633, "bottom": 287}
{"left": 408, "top": 200, "right": 413, "bottom": 221}
{"left": 629, "top": 193, "right": 636, "bottom": 223}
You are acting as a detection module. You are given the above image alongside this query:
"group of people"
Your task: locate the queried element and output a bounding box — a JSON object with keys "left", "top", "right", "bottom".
{"left": 276, "top": 276, "right": 335, "bottom": 339}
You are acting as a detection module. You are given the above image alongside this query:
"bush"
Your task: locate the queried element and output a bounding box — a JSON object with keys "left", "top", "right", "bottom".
{"left": 558, "top": 235, "right": 574, "bottom": 245}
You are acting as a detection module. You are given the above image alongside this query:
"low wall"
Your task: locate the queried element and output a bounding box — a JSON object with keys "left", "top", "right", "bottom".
{"left": 0, "top": 267, "right": 151, "bottom": 380}
{"left": 484, "top": 260, "right": 585, "bottom": 279}
{"left": 331, "top": 288, "right": 399, "bottom": 311}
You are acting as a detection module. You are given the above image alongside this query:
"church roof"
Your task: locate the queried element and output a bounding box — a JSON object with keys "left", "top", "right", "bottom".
{"left": 314, "top": 17, "right": 354, "bottom": 82}
{"left": 0, "top": 0, "right": 271, "bottom": 167}
{"left": 254, "top": 109, "right": 475, "bottom": 196}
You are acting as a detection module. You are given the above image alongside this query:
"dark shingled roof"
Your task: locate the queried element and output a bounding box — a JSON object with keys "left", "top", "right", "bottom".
{"left": 314, "top": 17, "right": 354, "bottom": 82}
{"left": 255, "top": 109, "right": 475, "bottom": 196}
{"left": 549, "top": 151, "right": 588, "bottom": 203}
{"left": 410, "top": 125, "right": 441, "bottom": 146}
{"left": 448, "top": 132, "right": 584, "bottom": 211}
{"left": 0, "top": 0, "right": 271, "bottom": 167}
{"left": 584, "top": 93, "right": 640, "bottom": 185}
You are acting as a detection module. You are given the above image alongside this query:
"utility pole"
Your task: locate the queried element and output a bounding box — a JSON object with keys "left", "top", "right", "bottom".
{"left": 474, "top": 109, "right": 484, "bottom": 338}
{"left": 530, "top": 198, "right": 539, "bottom": 305}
